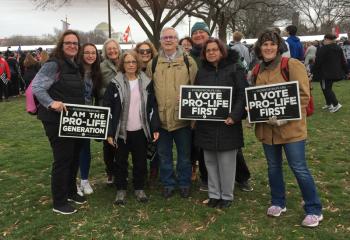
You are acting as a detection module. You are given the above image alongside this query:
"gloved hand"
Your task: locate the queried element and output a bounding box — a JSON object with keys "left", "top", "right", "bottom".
{"left": 266, "top": 116, "right": 288, "bottom": 126}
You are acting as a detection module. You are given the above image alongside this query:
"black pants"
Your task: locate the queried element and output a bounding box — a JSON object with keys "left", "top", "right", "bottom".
{"left": 0, "top": 80, "right": 9, "bottom": 100}
{"left": 320, "top": 79, "right": 339, "bottom": 106}
{"left": 9, "top": 75, "right": 19, "bottom": 96}
{"left": 103, "top": 140, "right": 116, "bottom": 176}
{"left": 197, "top": 148, "right": 251, "bottom": 184}
{"left": 42, "top": 122, "right": 82, "bottom": 208}
{"left": 114, "top": 130, "right": 147, "bottom": 190}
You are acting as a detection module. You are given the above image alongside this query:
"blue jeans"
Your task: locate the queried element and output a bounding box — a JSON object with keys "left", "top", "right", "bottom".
{"left": 158, "top": 127, "right": 192, "bottom": 189}
{"left": 263, "top": 140, "right": 322, "bottom": 215}
{"left": 79, "top": 139, "right": 91, "bottom": 180}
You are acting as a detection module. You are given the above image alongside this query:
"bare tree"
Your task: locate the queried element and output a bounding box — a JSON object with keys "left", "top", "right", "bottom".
{"left": 290, "top": 0, "right": 350, "bottom": 33}
{"left": 33, "top": 0, "right": 203, "bottom": 48}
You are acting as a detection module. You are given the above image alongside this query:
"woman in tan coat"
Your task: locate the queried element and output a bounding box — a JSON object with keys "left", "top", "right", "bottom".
{"left": 252, "top": 29, "right": 322, "bottom": 228}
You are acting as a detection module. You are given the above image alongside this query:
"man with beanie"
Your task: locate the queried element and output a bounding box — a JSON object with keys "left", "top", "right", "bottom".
{"left": 190, "top": 22, "right": 254, "bottom": 192}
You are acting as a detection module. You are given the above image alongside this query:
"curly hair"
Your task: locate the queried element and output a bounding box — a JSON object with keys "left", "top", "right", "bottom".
{"left": 254, "top": 29, "right": 284, "bottom": 60}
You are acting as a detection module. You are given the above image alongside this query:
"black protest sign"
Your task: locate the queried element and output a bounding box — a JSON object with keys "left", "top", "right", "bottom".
{"left": 179, "top": 85, "right": 232, "bottom": 121}
{"left": 245, "top": 81, "right": 301, "bottom": 123}
{"left": 59, "top": 104, "right": 110, "bottom": 140}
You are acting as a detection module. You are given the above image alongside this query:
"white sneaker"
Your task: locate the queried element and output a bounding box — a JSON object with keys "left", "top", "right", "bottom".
{"left": 329, "top": 103, "right": 342, "bottom": 113}
{"left": 267, "top": 205, "right": 287, "bottom": 217}
{"left": 80, "top": 180, "right": 93, "bottom": 195}
{"left": 322, "top": 104, "right": 332, "bottom": 110}
{"left": 77, "top": 184, "right": 84, "bottom": 196}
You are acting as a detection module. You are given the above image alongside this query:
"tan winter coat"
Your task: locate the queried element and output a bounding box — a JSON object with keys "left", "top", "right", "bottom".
{"left": 146, "top": 48, "right": 198, "bottom": 131}
{"left": 254, "top": 56, "right": 310, "bottom": 145}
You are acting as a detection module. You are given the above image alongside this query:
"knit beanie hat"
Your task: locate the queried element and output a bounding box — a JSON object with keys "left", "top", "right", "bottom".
{"left": 191, "top": 22, "right": 210, "bottom": 36}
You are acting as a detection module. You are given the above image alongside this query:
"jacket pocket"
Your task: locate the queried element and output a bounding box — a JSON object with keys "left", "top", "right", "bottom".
{"left": 158, "top": 106, "right": 166, "bottom": 124}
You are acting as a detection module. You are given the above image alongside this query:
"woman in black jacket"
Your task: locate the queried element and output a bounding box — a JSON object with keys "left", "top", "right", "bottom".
{"left": 194, "top": 38, "right": 247, "bottom": 208}
{"left": 313, "top": 34, "right": 348, "bottom": 112}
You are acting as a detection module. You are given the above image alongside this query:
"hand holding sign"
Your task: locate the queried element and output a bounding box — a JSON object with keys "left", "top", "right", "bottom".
{"left": 50, "top": 101, "right": 67, "bottom": 112}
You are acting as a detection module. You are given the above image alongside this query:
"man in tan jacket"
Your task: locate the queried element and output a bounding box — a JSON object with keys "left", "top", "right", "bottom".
{"left": 147, "top": 27, "right": 197, "bottom": 198}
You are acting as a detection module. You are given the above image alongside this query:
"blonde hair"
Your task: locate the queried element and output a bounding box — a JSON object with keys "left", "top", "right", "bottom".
{"left": 24, "top": 53, "right": 38, "bottom": 68}
{"left": 40, "top": 50, "right": 49, "bottom": 64}
{"left": 102, "top": 38, "right": 122, "bottom": 60}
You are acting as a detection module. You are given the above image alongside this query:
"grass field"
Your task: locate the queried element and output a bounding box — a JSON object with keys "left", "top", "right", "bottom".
{"left": 0, "top": 81, "right": 349, "bottom": 240}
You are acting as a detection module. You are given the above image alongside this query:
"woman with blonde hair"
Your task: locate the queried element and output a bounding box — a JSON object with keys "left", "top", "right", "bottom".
{"left": 99, "top": 38, "right": 122, "bottom": 184}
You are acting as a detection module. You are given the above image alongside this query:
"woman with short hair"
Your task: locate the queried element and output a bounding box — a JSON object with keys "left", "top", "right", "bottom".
{"left": 252, "top": 29, "right": 323, "bottom": 227}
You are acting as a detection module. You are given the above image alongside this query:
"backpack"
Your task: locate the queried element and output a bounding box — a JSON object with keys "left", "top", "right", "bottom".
{"left": 251, "top": 57, "right": 314, "bottom": 117}
{"left": 25, "top": 60, "right": 61, "bottom": 115}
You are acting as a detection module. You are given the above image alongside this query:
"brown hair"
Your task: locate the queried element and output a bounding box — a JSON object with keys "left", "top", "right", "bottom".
{"left": 118, "top": 50, "right": 142, "bottom": 74}
{"left": 51, "top": 29, "right": 81, "bottom": 61}
{"left": 134, "top": 41, "right": 158, "bottom": 59}
{"left": 233, "top": 31, "right": 244, "bottom": 42}
{"left": 40, "top": 50, "right": 49, "bottom": 64}
{"left": 201, "top": 37, "right": 228, "bottom": 61}
{"left": 23, "top": 53, "right": 38, "bottom": 68}
{"left": 254, "top": 29, "right": 284, "bottom": 60}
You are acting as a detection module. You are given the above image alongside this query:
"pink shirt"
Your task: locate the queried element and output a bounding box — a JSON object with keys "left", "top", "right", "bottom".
{"left": 126, "top": 79, "right": 142, "bottom": 131}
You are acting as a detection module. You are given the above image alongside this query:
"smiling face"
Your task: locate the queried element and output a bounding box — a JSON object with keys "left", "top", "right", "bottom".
{"left": 205, "top": 42, "right": 222, "bottom": 65}
{"left": 83, "top": 45, "right": 97, "bottom": 65}
{"left": 160, "top": 28, "right": 178, "bottom": 54}
{"left": 191, "top": 30, "right": 209, "bottom": 46}
{"left": 105, "top": 41, "right": 119, "bottom": 61}
{"left": 137, "top": 44, "right": 152, "bottom": 63}
{"left": 123, "top": 54, "right": 138, "bottom": 75}
{"left": 62, "top": 34, "right": 79, "bottom": 59}
{"left": 261, "top": 40, "right": 278, "bottom": 61}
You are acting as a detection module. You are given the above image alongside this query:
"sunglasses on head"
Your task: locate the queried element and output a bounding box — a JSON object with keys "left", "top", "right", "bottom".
{"left": 138, "top": 49, "right": 152, "bottom": 54}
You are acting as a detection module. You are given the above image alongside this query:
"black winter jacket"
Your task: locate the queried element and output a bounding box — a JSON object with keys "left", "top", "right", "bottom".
{"left": 313, "top": 43, "right": 348, "bottom": 81}
{"left": 194, "top": 56, "right": 247, "bottom": 151}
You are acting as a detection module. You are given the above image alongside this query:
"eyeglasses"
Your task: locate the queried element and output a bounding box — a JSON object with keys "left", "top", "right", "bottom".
{"left": 63, "top": 41, "right": 79, "bottom": 46}
{"left": 124, "top": 60, "right": 137, "bottom": 65}
{"left": 160, "top": 35, "right": 177, "bottom": 41}
{"left": 138, "top": 49, "right": 152, "bottom": 54}
{"left": 206, "top": 48, "right": 220, "bottom": 53}
{"left": 83, "top": 51, "right": 96, "bottom": 55}
{"left": 107, "top": 47, "right": 119, "bottom": 52}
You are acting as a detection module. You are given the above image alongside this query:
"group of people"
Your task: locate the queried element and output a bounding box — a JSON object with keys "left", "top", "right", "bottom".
{"left": 28, "top": 21, "right": 335, "bottom": 228}
{"left": 0, "top": 48, "right": 49, "bottom": 101}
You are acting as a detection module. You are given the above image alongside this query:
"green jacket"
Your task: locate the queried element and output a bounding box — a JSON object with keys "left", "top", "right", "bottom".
{"left": 146, "top": 47, "right": 198, "bottom": 131}
{"left": 98, "top": 59, "right": 118, "bottom": 106}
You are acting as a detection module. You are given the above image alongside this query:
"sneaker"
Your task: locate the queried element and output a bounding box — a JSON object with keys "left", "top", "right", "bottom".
{"left": 77, "top": 184, "right": 84, "bottom": 196}
{"left": 267, "top": 206, "right": 287, "bottom": 217}
{"left": 106, "top": 175, "right": 113, "bottom": 184}
{"left": 329, "top": 103, "right": 342, "bottom": 113}
{"left": 207, "top": 198, "right": 220, "bottom": 208}
{"left": 53, "top": 203, "right": 77, "bottom": 215}
{"left": 217, "top": 199, "right": 232, "bottom": 209}
{"left": 322, "top": 104, "right": 333, "bottom": 110}
{"left": 68, "top": 194, "right": 87, "bottom": 205}
{"left": 135, "top": 190, "right": 148, "bottom": 203}
{"left": 114, "top": 190, "right": 127, "bottom": 205}
{"left": 199, "top": 182, "right": 208, "bottom": 192}
{"left": 301, "top": 214, "right": 324, "bottom": 228}
{"left": 180, "top": 187, "right": 190, "bottom": 198}
{"left": 80, "top": 180, "right": 93, "bottom": 195}
{"left": 236, "top": 181, "right": 253, "bottom": 192}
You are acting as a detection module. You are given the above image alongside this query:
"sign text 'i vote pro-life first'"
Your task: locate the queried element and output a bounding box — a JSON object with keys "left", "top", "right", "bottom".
{"left": 59, "top": 104, "right": 110, "bottom": 140}
{"left": 179, "top": 85, "right": 232, "bottom": 121}
{"left": 245, "top": 82, "right": 302, "bottom": 123}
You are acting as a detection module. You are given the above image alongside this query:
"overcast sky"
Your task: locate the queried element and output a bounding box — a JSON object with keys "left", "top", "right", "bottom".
{"left": 0, "top": 0, "right": 192, "bottom": 42}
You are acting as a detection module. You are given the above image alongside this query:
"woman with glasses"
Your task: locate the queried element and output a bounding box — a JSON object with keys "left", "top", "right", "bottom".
{"left": 135, "top": 41, "right": 157, "bottom": 71}
{"left": 134, "top": 41, "right": 159, "bottom": 184}
{"left": 194, "top": 38, "right": 247, "bottom": 209}
{"left": 103, "top": 50, "right": 160, "bottom": 205}
{"left": 77, "top": 43, "right": 102, "bottom": 195}
{"left": 32, "top": 30, "right": 86, "bottom": 214}
{"left": 99, "top": 39, "right": 121, "bottom": 185}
